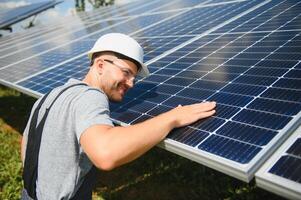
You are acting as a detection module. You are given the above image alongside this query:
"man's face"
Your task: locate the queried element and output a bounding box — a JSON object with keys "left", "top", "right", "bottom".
{"left": 98, "top": 56, "right": 138, "bottom": 102}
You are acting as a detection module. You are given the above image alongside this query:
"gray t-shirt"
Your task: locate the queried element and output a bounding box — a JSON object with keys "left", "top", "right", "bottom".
{"left": 22, "top": 78, "right": 113, "bottom": 199}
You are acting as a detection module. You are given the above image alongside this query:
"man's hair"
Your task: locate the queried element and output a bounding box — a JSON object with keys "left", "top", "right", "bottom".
{"left": 90, "top": 51, "right": 141, "bottom": 71}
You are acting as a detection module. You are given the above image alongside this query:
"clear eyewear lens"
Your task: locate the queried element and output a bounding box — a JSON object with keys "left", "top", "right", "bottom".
{"left": 104, "top": 59, "right": 136, "bottom": 83}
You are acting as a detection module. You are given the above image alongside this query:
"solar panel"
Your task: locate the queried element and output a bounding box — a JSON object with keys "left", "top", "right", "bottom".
{"left": 256, "top": 125, "right": 301, "bottom": 199}
{"left": 0, "top": 1, "right": 300, "bottom": 196}
{"left": 0, "top": 1, "right": 258, "bottom": 84}
{"left": 0, "top": 1, "right": 62, "bottom": 29}
{"left": 0, "top": 12, "right": 179, "bottom": 81}
{"left": 107, "top": 0, "right": 301, "bottom": 182}
{"left": 0, "top": 0, "right": 182, "bottom": 58}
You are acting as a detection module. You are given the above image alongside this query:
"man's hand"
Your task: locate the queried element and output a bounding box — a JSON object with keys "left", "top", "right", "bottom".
{"left": 168, "top": 101, "right": 216, "bottom": 128}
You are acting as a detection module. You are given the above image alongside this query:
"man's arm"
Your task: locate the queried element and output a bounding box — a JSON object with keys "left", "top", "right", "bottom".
{"left": 80, "top": 102, "right": 216, "bottom": 170}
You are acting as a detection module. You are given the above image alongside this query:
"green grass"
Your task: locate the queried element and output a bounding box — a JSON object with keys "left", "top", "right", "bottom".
{"left": 0, "top": 120, "right": 23, "bottom": 200}
{"left": 0, "top": 85, "right": 285, "bottom": 199}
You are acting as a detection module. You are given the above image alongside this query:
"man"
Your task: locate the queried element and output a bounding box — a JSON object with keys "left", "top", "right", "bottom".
{"left": 21, "top": 33, "right": 216, "bottom": 199}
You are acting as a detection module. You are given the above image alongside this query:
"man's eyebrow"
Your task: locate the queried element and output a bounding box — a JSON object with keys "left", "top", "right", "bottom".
{"left": 117, "top": 59, "right": 137, "bottom": 75}
{"left": 126, "top": 67, "right": 136, "bottom": 75}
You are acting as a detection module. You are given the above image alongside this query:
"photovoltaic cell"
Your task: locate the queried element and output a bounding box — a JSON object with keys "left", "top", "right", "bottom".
{"left": 163, "top": 96, "right": 199, "bottom": 107}
{"left": 168, "top": 127, "right": 209, "bottom": 147}
{"left": 151, "top": 84, "right": 184, "bottom": 95}
{"left": 216, "top": 121, "right": 277, "bottom": 146}
{"left": 221, "top": 83, "right": 266, "bottom": 96}
{"left": 261, "top": 88, "right": 301, "bottom": 102}
{"left": 198, "top": 134, "right": 262, "bottom": 164}
{"left": 247, "top": 98, "right": 301, "bottom": 116}
{"left": 233, "top": 109, "right": 292, "bottom": 130}
{"left": 215, "top": 105, "right": 239, "bottom": 119}
{"left": 211, "top": 93, "right": 251, "bottom": 107}
{"left": 147, "top": 105, "right": 172, "bottom": 116}
{"left": 177, "top": 87, "right": 214, "bottom": 100}
{"left": 245, "top": 67, "right": 288, "bottom": 77}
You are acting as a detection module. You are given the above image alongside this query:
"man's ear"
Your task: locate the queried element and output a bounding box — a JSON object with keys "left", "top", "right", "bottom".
{"left": 94, "top": 58, "right": 104, "bottom": 74}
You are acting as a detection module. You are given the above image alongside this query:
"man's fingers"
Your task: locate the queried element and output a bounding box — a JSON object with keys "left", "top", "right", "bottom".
{"left": 199, "top": 109, "right": 216, "bottom": 118}
{"left": 172, "top": 101, "right": 217, "bottom": 128}
{"left": 192, "top": 101, "right": 216, "bottom": 112}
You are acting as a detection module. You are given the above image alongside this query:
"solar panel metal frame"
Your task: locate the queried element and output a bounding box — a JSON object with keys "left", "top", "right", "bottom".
{"left": 255, "top": 125, "right": 301, "bottom": 199}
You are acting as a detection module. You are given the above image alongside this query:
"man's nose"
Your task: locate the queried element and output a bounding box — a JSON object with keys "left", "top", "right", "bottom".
{"left": 126, "top": 78, "right": 135, "bottom": 88}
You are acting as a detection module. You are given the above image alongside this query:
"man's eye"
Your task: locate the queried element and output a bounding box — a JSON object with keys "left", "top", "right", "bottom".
{"left": 123, "top": 70, "right": 130, "bottom": 77}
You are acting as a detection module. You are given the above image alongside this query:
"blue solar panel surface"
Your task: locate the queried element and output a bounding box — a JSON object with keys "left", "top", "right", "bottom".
{"left": 0, "top": 1, "right": 61, "bottom": 29}
{"left": 0, "top": 0, "right": 300, "bottom": 185}
{"left": 107, "top": 0, "right": 301, "bottom": 180}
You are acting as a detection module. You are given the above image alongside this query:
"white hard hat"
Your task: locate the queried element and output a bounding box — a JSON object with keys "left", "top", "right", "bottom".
{"left": 87, "top": 33, "right": 149, "bottom": 77}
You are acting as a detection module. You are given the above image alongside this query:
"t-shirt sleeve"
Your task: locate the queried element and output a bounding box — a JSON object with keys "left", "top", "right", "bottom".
{"left": 74, "top": 88, "right": 113, "bottom": 140}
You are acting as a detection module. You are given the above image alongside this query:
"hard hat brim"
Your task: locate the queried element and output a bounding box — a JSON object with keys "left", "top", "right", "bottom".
{"left": 138, "top": 63, "right": 149, "bottom": 78}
